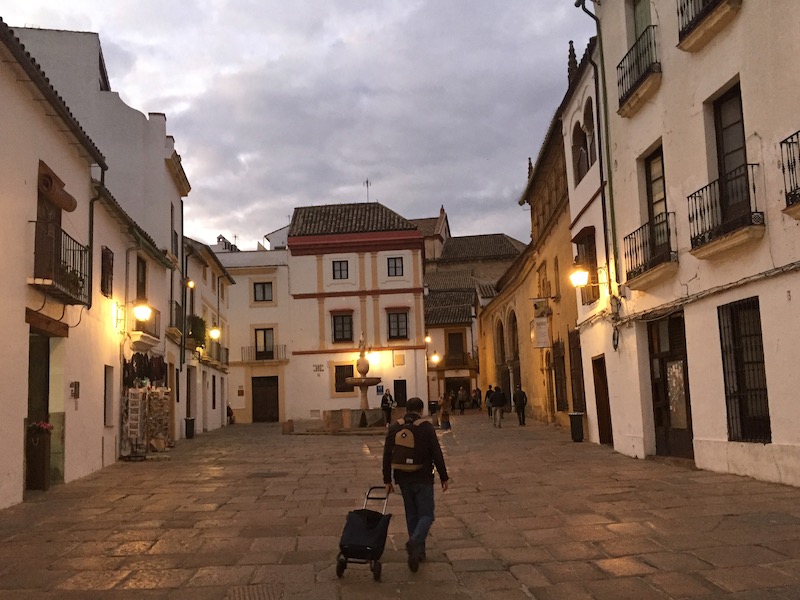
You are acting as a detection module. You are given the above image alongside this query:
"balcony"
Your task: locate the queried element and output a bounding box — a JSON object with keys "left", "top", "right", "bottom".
{"left": 241, "top": 345, "right": 288, "bottom": 362}
{"left": 781, "top": 129, "right": 800, "bottom": 220}
{"left": 677, "top": 0, "right": 742, "bottom": 52}
{"left": 624, "top": 212, "right": 679, "bottom": 290}
{"left": 617, "top": 25, "right": 661, "bottom": 118}
{"left": 131, "top": 307, "right": 161, "bottom": 351}
{"left": 688, "top": 164, "right": 764, "bottom": 259}
{"left": 29, "top": 222, "right": 89, "bottom": 305}
{"left": 166, "top": 301, "right": 183, "bottom": 342}
{"left": 442, "top": 352, "right": 478, "bottom": 370}
{"left": 185, "top": 314, "right": 206, "bottom": 351}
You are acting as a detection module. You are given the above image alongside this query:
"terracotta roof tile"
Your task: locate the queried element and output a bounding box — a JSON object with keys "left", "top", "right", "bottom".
{"left": 424, "top": 270, "right": 476, "bottom": 290}
{"left": 411, "top": 217, "right": 438, "bottom": 237}
{"left": 288, "top": 202, "right": 417, "bottom": 237}
{"left": 439, "top": 234, "right": 526, "bottom": 261}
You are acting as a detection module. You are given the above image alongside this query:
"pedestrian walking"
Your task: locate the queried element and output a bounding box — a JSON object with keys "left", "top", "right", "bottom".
{"left": 383, "top": 397, "right": 449, "bottom": 573}
{"left": 440, "top": 391, "right": 452, "bottom": 431}
{"left": 485, "top": 385, "right": 494, "bottom": 421}
{"left": 380, "top": 389, "right": 395, "bottom": 426}
{"left": 457, "top": 386, "right": 468, "bottom": 415}
{"left": 471, "top": 388, "right": 481, "bottom": 410}
{"left": 491, "top": 386, "right": 507, "bottom": 428}
{"left": 513, "top": 384, "right": 528, "bottom": 426}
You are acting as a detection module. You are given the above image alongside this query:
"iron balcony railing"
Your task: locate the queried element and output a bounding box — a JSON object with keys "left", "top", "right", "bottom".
{"left": 169, "top": 301, "right": 184, "bottom": 332}
{"left": 32, "top": 221, "right": 89, "bottom": 305}
{"left": 242, "top": 345, "right": 287, "bottom": 362}
{"left": 617, "top": 25, "right": 660, "bottom": 107}
{"left": 221, "top": 346, "right": 229, "bottom": 366}
{"left": 687, "top": 164, "right": 763, "bottom": 249}
{"left": 134, "top": 307, "right": 161, "bottom": 338}
{"left": 208, "top": 341, "right": 221, "bottom": 362}
{"left": 624, "top": 212, "right": 678, "bottom": 280}
{"left": 677, "top": 0, "right": 727, "bottom": 41}
{"left": 780, "top": 129, "right": 800, "bottom": 207}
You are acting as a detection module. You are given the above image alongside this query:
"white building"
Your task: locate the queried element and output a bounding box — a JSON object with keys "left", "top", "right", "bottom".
{"left": 183, "top": 237, "right": 234, "bottom": 434}
{"left": 1, "top": 18, "right": 113, "bottom": 508}
{"left": 577, "top": 0, "right": 800, "bottom": 485}
{"left": 216, "top": 203, "right": 429, "bottom": 422}
{"left": 15, "top": 28, "right": 193, "bottom": 449}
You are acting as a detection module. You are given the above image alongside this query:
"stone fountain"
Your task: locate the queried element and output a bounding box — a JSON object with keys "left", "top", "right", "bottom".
{"left": 345, "top": 333, "right": 382, "bottom": 410}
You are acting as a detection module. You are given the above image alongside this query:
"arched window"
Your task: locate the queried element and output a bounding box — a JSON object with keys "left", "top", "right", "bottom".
{"left": 509, "top": 312, "right": 519, "bottom": 360}
{"left": 584, "top": 99, "right": 596, "bottom": 167}
{"left": 572, "top": 122, "right": 589, "bottom": 184}
{"left": 495, "top": 322, "right": 506, "bottom": 365}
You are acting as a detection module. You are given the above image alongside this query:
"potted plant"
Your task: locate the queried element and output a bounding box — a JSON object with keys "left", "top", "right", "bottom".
{"left": 186, "top": 315, "right": 207, "bottom": 350}
{"left": 26, "top": 421, "right": 53, "bottom": 491}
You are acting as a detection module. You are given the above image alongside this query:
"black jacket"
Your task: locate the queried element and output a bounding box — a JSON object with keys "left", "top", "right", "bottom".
{"left": 383, "top": 413, "right": 449, "bottom": 485}
{"left": 491, "top": 390, "right": 507, "bottom": 408}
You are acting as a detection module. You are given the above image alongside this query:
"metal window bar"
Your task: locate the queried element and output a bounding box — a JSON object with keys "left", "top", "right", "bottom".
{"left": 617, "top": 25, "right": 660, "bottom": 107}
{"left": 33, "top": 221, "right": 90, "bottom": 305}
{"left": 780, "top": 130, "right": 800, "bottom": 207}
{"left": 241, "top": 345, "right": 287, "bottom": 361}
{"left": 624, "top": 212, "right": 677, "bottom": 280}
{"left": 677, "top": 0, "right": 725, "bottom": 40}
{"left": 717, "top": 296, "right": 771, "bottom": 443}
{"left": 170, "top": 301, "right": 184, "bottom": 332}
{"left": 687, "top": 164, "right": 763, "bottom": 249}
{"left": 134, "top": 307, "right": 161, "bottom": 338}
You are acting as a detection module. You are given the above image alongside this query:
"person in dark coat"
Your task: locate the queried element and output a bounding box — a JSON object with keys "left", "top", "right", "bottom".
{"left": 485, "top": 385, "right": 494, "bottom": 420}
{"left": 380, "top": 389, "right": 395, "bottom": 425}
{"left": 383, "top": 397, "right": 449, "bottom": 572}
{"left": 457, "top": 386, "right": 468, "bottom": 414}
{"left": 513, "top": 384, "right": 528, "bottom": 426}
{"left": 491, "top": 386, "right": 507, "bottom": 428}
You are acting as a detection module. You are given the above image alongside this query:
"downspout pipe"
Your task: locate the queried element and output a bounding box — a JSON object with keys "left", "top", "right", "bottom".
{"left": 576, "top": 0, "right": 620, "bottom": 293}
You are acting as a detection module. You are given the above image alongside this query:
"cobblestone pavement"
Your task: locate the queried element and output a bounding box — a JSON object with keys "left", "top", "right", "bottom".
{"left": 1, "top": 412, "right": 800, "bottom": 599}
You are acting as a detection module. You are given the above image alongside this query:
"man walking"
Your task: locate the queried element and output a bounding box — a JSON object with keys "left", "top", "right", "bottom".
{"left": 485, "top": 385, "right": 494, "bottom": 421}
{"left": 513, "top": 384, "right": 528, "bottom": 426}
{"left": 491, "top": 385, "right": 507, "bottom": 428}
{"left": 383, "top": 397, "right": 449, "bottom": 572}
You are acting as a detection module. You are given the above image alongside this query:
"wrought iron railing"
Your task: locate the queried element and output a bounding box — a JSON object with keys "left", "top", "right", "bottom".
{"left": 169, "top": 301, "right": 184, "bottom": 332}
{"left": 32, "top": 221, "right": 89, "bottom": 305}
{"left": 677, "top": 0, "right": 727, "bottom": 41}
{"left": 623, "top": 212, "right": 678, "bottom": 280}
{"left": 687, "top": 164, "right": 763, "bottom": 249}
{"left": 134, "top": 307, "right": 161, "bottom": 338}
{"left": 780, "top": 129, "right": 800, "bottom": 207}
{"left": 241, "top": 345, "right": 287, "bottom": 362}
{"left": 221, "top": 346, "right": 229, "bottom": 366}
{"left": 617, "top": 25, "right": 660, "bottom": 107}
{"left": 207, "top": 341, "right": 220, "bottom": 362}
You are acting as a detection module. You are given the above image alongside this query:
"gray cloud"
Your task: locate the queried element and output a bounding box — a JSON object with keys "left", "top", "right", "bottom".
{"left": 2, "top": 0, "right": 595, "bottom": 247}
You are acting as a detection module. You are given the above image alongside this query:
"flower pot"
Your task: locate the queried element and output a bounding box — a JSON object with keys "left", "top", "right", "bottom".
{"left": 26, "top": 430, "right": 51, "bottom": 491}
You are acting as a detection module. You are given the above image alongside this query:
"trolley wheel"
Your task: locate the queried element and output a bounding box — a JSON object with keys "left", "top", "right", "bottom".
{"left": 372, "top": 560, "right": 382, "bottom": 581}
{"left": 336, "top": 555, "right": 346, "bottom": 578}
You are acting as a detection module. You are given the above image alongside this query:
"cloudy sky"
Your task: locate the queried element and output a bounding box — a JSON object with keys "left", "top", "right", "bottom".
{"left": 1, "top": 1, "right": 595, "bottom": 249}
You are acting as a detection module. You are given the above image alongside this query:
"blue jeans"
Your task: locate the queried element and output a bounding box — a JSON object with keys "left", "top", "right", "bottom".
{"left": 398, "top": 482, "right": 435, "bottom": 553}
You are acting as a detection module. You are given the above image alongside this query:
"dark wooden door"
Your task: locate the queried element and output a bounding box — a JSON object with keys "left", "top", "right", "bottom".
{"left": 393, "top": 379, "right": 407, "bottom": 408}
{"left": 252, "top": 376, "right": 279, "bottom": 422}
{"left": 28, "top": 334, "right": 50, "bottom": 422}
{"left": 592, "top": 356, "right": 613, "bottom": 445}
{"left": 648, "top": 314, "right": 694, "bottom": 458}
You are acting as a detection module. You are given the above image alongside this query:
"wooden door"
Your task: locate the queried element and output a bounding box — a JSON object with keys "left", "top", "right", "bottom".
{"left": 592, "top": 356, "right": 613, "bottom": 445}
{"left": 252, "top": 376, "right": 279, "bottom": 422}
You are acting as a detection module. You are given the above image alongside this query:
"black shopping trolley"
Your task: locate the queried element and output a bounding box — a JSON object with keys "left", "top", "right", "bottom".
{"left": 335, "top": 486, "right": 392, "bottom": 581}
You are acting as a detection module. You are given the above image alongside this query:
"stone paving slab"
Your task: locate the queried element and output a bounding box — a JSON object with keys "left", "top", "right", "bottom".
{"left": 1, "top": 412, "right": 800, "bottom": 598}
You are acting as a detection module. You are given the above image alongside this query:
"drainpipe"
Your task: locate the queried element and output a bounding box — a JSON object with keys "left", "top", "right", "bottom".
{"left": 576, "top": 0, "right": 620, "bottom": 294}
{"left": 87, "top": 168, "right": 108, "bottom": 309}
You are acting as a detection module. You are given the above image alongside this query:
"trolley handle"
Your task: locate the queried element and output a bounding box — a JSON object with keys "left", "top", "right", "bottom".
{"left": 364, "top": 485, "right": 390, "bottom": 513}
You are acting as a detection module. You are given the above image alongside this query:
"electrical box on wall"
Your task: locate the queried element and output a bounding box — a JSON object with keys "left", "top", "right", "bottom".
{"left": 69, "top": 381, "right": 80, "bottom": 399}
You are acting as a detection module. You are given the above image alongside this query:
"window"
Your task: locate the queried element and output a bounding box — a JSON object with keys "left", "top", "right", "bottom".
{"left": 335, "top": 364, "right": 355, "bottom": 393}
{"left": 574, "top": 229, "right": 600, "bottom": 305}
{"left": 255, "top": 328, "right": 274, "bottom": 360}
{"left": 388, "top": 311, "right": 408, "bottom": 340}
{"left": 553, "top": 257, "right": 561, "bottom": 298}
{"left": 388, "top": 257, "right": 403, "bottom": 277}
{"left": 718, "top": 297, "right": 771, "bottom": 443}
{"left": 136, "top": 256, "right": 147, "bottom": 301}
{"left": 714, "top": 84, "right": 749, "bottom": 222}
{"left": 254, "top": 282, "right": 273, "bottom": 302}
{"left": 332, "top": 260, "right": 349, "bottom": 280}
{"left": 100, "top": 246, "right": 114, "bottom": 298}
{"left": 332, "top": 313, "right": 353, "bottom": 342}
{"left": 212, "top": 374, "right": 217, "bottom": 410}
{"left": 170, "top": 203, "right": 178, "bottom": 257}
{"left": 572, "top": 122, "right": 589, "bottom": 184}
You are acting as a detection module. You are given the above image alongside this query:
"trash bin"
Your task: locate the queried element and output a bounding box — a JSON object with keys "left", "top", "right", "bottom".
{"left": 428, "top": 400, "right": 439, "bottom": 415}
{"left": 568, "top": 412, "right": 584, "bottom": 442}
{"left": 185, "top": 417, "right": 195, "bottom": 439}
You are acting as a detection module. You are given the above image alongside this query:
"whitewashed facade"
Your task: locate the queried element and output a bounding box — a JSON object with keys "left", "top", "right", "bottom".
{"left": 583, "top": 0, "right": 800, "bottom": 484}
